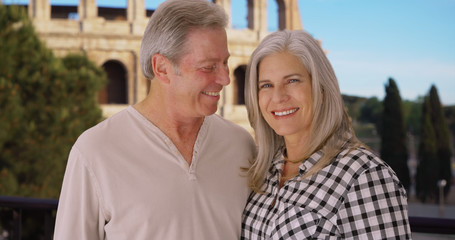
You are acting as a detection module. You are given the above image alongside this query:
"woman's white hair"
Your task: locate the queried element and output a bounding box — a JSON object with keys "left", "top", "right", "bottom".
{"left": 245, "top": 30, "right": 362, "bottom": 192}
{"left": 140, "top": 0, "right": 228, "bottom": 79}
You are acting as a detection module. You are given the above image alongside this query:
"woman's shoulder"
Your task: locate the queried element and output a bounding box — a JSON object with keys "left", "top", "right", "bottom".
{"left": 329, "top": 147, "right": 399, "bottom": 182}
{"left": 332, "top": 147, "right": 404, "bottom": 189}
{"left": 337, "top": 147, "right": 383, "bottom": 170}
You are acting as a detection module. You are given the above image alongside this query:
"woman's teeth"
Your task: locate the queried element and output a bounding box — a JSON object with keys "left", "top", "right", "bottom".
{"left": 274, "top": 108, "right": 298, "bottom": 116}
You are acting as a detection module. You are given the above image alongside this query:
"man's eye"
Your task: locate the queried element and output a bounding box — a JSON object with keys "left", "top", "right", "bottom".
{"left": 202, "top": 65, "right": 217, "bottom": 71}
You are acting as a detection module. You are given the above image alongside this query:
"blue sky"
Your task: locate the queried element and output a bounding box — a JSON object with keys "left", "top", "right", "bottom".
{"left": 296, "top": 0, "right": 455, "bottom": 106}
{"left": 4, "top": 0, "right": 455, "bottom": 105}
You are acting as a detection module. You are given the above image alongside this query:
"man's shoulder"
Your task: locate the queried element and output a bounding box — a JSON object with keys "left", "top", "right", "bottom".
{"left": 208, "top": 114, "right": 247, "bottom": 130}
{"left": 207, "top": 114, "right": 252, "bottom": 137}
{"left": 75, "top": 107, "right": 133, "bottom": 148}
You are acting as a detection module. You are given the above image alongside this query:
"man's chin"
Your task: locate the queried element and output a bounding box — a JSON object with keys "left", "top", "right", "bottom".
{"left": 202, "top": 107, "right": 218, "bottom": 116}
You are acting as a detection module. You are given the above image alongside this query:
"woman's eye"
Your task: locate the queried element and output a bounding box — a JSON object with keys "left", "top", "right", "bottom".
{"left": 289, "top": 79, "right": 299, "bottom": 83}
{"left": 259, "top": 83, "right": 271, "bottom": 89}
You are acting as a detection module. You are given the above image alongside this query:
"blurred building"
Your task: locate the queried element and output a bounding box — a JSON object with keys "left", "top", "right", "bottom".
{"left": 24, "top": 0, "right": 303, "bottom": 132}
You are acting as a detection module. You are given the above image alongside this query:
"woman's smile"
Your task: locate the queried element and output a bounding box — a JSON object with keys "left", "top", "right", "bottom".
{"left": 272, "top": 108, "right": 299, "bottom": 117}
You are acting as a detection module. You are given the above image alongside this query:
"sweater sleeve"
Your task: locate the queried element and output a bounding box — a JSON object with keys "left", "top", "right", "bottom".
{"left": 337, "top": 165, "right": 411, "bottom": 239}
{"left": 54, "top": 146, "right": 106, "bottom": 240}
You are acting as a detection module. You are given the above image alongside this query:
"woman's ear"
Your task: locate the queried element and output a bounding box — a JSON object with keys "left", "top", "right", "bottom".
{"left": 152, "top": 53, "right": 170, "bottom": 84}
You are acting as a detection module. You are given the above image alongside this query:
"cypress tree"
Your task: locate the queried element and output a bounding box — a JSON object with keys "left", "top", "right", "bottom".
{"left": 428, "top": 85, "right": 452, "bottom": 198}
{"left": 0, "top": 4, "right": 106, "bottom": 198}
{"left": 380, "top": 78, "right": 410, "bottom": 191}
{"left": 416, "top": 96, "right": 439, "bottom": 202}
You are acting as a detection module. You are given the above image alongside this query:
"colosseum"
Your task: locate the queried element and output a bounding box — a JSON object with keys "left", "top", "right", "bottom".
{"left": 23, "top": 0, "right": 303, "bottom": 132}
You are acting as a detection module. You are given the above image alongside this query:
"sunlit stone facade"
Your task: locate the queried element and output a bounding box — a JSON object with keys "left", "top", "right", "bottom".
{"left": 26, "top": 0, "right": 302, "bottom": 132}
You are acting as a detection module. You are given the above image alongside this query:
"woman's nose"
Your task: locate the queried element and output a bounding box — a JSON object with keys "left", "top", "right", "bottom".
{"left": 272, "top": 86, "right": 289, "bottom": 103}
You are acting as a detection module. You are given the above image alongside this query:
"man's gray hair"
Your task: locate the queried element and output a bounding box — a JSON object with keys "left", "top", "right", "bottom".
{"left": 140, "top": 0, "right": 228, "bottom": 79}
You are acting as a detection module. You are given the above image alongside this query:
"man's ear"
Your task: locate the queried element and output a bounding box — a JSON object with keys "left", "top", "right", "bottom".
{"left": 152, "top": 53, "right": 170, "bottom": 84}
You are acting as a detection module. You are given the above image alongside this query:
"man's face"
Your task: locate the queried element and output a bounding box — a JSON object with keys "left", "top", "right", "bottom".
{"left": 167, "top": 27, "right": 230, "bottom": 119}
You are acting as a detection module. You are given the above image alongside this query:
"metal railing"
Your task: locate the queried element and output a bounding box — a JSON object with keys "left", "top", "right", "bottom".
{"left": 1, "top": 195, "right": 455, "bottom": 239}
{"left": 0, "top": 196, "right": 57, "bottom": 240}
{"left": 409, "top": 216, "right": 455, "bottom": 234}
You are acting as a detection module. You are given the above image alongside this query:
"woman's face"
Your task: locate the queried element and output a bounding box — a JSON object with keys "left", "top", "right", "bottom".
{"left": 258, "top": 51, "right": 313, "bottom": 141}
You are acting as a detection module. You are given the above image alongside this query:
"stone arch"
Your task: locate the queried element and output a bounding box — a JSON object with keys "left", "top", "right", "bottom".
{"left": 275, "top": 0, "right": 303, "bottom": 30}
{"left": 99, "top": 60, "right": 128, "bottom": 104}
{"left": 230, "top": 0, "right": 248, "bottom": 29}
{"left": 244, "top": 0, "right": 268, "bottom": 32}
{"left": 247, "top": 0, "right": 254, "bottom": 30}
{"left": 234, "top": 65, "right": 247, "bottom": 105}
{"left": 50, "top": 5, "right": 78, "bottom": 19}
{"left": 276, "top": 0, "right": 286, "bottom": 30}
{"left": 98, "top": 7, "right": 127, "bottom": 21}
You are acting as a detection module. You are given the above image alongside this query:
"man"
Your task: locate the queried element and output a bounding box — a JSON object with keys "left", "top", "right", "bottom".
{"left": 53, "top": 0, "right": 256, "bottom": 239}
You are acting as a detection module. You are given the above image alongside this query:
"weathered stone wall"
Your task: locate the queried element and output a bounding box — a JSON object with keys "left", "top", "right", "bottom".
{"left": 27, "top": 0, "right": 302, "bottom": 133}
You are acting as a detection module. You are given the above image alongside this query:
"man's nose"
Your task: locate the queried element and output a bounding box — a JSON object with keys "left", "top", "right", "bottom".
{"left": 216, "top": 64, "right": 230, "bottom": 86}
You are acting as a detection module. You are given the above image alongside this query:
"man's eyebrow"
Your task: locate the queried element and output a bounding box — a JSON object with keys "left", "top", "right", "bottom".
{"left": 197, "top": 55, "right": 231, "bottom": 64}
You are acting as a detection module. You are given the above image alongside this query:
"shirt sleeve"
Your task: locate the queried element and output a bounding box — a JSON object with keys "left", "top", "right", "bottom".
{"left": 337, "top": 165, "right": 412, "bottom": 239}
{"left": 54, "top": 146, "right": 106, "bottom": 240}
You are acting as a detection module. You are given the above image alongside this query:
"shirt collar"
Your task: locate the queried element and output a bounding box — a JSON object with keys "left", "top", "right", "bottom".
{"left": 271, "top": 149, "right": 324, "bottom": 176}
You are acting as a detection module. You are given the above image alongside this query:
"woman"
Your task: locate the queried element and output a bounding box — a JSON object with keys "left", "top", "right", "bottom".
{"left": 241, "top": 30, "right": 411, "bottom": 239}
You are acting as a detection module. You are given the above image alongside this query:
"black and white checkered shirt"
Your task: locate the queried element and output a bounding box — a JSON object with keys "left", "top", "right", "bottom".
{"left": 242, "top": 147, "right": 411, "bottom": 239}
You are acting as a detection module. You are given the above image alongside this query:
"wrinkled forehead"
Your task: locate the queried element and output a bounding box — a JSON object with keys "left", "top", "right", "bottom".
{"left": 181, "top": 27, "right": 229, "bottom": 62}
